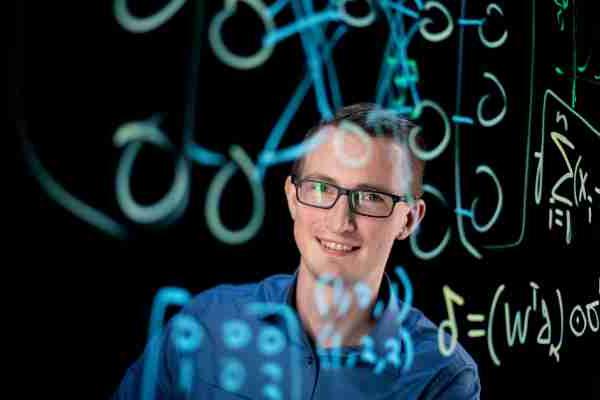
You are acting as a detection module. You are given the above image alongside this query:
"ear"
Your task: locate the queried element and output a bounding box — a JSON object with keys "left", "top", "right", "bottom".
{"left": 284, "top": 176, "right": 298, "bottom": 221}
{"left": 396, "top": 199, "right": 426, "bottom": 240}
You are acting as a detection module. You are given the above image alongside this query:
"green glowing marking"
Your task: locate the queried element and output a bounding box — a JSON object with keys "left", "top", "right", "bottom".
{"left": 577, "top": 54, "right": 591, "bottom": 73}
{"left": 571, "top": 4, "right": 577, "bottom": 107}
{"left": 553, "top": 0, "right": 568, "bottom": 31}
{"left": 555, "top": 66, "right": 565, "bottom": 75}
{"left": 205, "top": 145, "right": 265, "bottom": 244}
{"left": 393, "top": 59, "right": 418, "bottom": 88}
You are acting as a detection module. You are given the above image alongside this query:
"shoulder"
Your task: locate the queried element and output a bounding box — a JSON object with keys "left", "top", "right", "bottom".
{"left": 181, "top": 273, "right": 294, "bottom": 317}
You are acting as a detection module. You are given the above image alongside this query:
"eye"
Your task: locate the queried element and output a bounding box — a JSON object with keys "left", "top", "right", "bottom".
{"left": 361, "top": 192, "right": 384, "bottom": 202}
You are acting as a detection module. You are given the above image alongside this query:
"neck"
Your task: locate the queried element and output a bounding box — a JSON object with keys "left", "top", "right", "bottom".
{"left": 295, "top": 264, "right": 384, "bottom": 348}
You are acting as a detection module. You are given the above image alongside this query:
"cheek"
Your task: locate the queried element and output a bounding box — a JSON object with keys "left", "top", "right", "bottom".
{"left": 293, "top": 208, "right": 321, "bottom": 242}
{"left": 362, "top": 219, "right": 404, "bottom": 251}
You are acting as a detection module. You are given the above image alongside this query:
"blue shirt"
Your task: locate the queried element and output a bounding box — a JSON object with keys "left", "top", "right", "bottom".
{"left": 113, "top": 271, "right": 480, "bottom": 399}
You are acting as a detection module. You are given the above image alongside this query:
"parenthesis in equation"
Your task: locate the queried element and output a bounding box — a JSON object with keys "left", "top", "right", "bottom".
{"left": 548, "top": 288, "right": 564, "bottom": 363}
{"left": 487, "top": 284, "right": 504, "bottom": 366}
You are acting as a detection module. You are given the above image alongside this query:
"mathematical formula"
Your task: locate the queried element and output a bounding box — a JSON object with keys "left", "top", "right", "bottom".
{"left": 439, "top": 278, "right": 600, "bottom": 366}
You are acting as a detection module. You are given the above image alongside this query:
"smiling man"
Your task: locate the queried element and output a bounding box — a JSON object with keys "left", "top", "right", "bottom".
{"left": 113, "top": 103, "right": 480, "bottom": 399}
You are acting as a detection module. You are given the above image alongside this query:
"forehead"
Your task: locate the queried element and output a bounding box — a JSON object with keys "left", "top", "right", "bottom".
{"left": 301, "top": 126, "right": 411, "bottom": 193}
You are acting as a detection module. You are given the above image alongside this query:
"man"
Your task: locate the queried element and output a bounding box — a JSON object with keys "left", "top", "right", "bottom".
{"left": 113, "top": 103, "right": 480, "bottom": 399}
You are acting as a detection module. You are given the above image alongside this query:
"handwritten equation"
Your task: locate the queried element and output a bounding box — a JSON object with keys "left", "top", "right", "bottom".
{"left": 438, "top": 278, "right": 600, "bottom": 366}
{"left": 534, "top": 89, "right": 600, "bottom": 244}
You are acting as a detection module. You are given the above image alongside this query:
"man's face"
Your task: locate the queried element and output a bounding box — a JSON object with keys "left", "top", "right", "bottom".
{"left": 285, "top": 126, "right": 425, "bottom": 285}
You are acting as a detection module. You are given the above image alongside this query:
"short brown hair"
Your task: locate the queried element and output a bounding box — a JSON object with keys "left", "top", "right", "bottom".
{"left": 291, "top": 103, "right": 425, "bottom": 197}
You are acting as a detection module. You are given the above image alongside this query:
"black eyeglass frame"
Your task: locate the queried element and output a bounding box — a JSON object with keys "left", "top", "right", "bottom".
{"left": 290, "top": 174, "right": 417, "bottom": 218}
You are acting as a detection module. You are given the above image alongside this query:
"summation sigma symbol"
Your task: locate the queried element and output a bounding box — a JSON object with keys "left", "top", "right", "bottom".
{"left": 437, "top": 277, "right": 600, "bottom": 366}
{"left": 24, "top": 0, "right": 517, "bottom": 260}
{"left": 534, "top": 89, "right": 600, "bottom": 244}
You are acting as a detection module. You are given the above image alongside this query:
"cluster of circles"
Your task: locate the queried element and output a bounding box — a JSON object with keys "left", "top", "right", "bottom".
{"left": 102, "top": 0, "right": 509, "bottom": 258}
{"left": 21, "top": 0, "right": 513, "bottom": 260}
{"left": 141, "top": 288, "right": 303, "bottom": 399}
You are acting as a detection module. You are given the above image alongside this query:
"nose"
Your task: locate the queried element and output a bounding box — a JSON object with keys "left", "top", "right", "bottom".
{"left": 326, "top": 194, "right": 356, "bottom": 233}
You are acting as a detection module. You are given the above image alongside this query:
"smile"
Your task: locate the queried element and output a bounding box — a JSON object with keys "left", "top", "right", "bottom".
{"left": 317, "top": 238, "right": 360, "bottom": 254}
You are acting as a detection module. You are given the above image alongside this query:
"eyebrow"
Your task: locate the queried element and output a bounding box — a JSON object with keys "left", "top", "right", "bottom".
{"left": 303, "top": 173, "right": 395, "bottom": 194}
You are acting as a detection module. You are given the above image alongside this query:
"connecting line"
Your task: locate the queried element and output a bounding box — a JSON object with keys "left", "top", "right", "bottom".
{"left": 394, "top": 106, "right": 414, "bottom": 115}
{"left": 267, "top": 0, "right": 290, "bottom": 18}
{"left": 376, "top": 6, "right": 423, "bottom": 108}
{"left": 381, "top": 1, "right": 420, "bottom": 19}
{"left": 257, "top": 26, "right": 347, "bottom": 175}
{"left": 20, "top": 131, "right": 128, "bottom": 239}
{"left": 454, "top": 0, "right": 484, "bottom": 259}
{"left": 263, "top": 10, "right": 341, "bottom": 47}
{"left": 181, "top": 0, "right": 227, "bottom": 168}
{"left": 375, "top": 37, "right": 394, "bottom": 104}
{"left": 458, "top": 18, "right": 484, "bottom": 26}
{"left": 186, "top": 142, "right": 227, "bottom": 166}
{"left": 403, "top": 20, "right": 423, "bottom": 105}
{"left": 397, "top": 11, "right": 422, "bottom": 106}
{"left": 455, "top": 208, "right": 473, "bottom": 218}
{"left": 182, "top": 0, "right": 206, "bottom": 147}
{"left": 289, "top": 0, "right": 333, "bottom": 119}
{"left": 375, "top": 4, "right": 400, "bottom": 103}
{"left": 452, "top": 115, "right": 474, "bottom": 125}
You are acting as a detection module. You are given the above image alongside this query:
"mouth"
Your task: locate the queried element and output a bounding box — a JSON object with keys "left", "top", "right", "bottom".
{"left": 316, "top": 237, "right": 361, "bottom": 256}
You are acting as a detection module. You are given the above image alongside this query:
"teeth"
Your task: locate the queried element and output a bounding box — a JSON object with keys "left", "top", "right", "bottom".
{"left": 320, "top": 239, "right": 353, "bottom": 252}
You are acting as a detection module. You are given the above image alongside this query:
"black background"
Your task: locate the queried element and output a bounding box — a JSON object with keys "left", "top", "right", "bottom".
{"left": 13, "top": 0, "right": 599, "bottom": 398}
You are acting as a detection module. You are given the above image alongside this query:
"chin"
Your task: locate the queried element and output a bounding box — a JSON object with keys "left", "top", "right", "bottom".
{"left": 307, "top": 260, "right": 365, "bottom": 284}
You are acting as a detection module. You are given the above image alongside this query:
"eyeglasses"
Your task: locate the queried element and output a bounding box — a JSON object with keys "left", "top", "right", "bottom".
{"left": 291, "top": 175, "right": 414, "bottom": 218}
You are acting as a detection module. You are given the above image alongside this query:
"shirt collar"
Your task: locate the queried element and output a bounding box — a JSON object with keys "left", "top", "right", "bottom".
{"left": 282, "top": 268, "right": 403, "bottom": 350}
